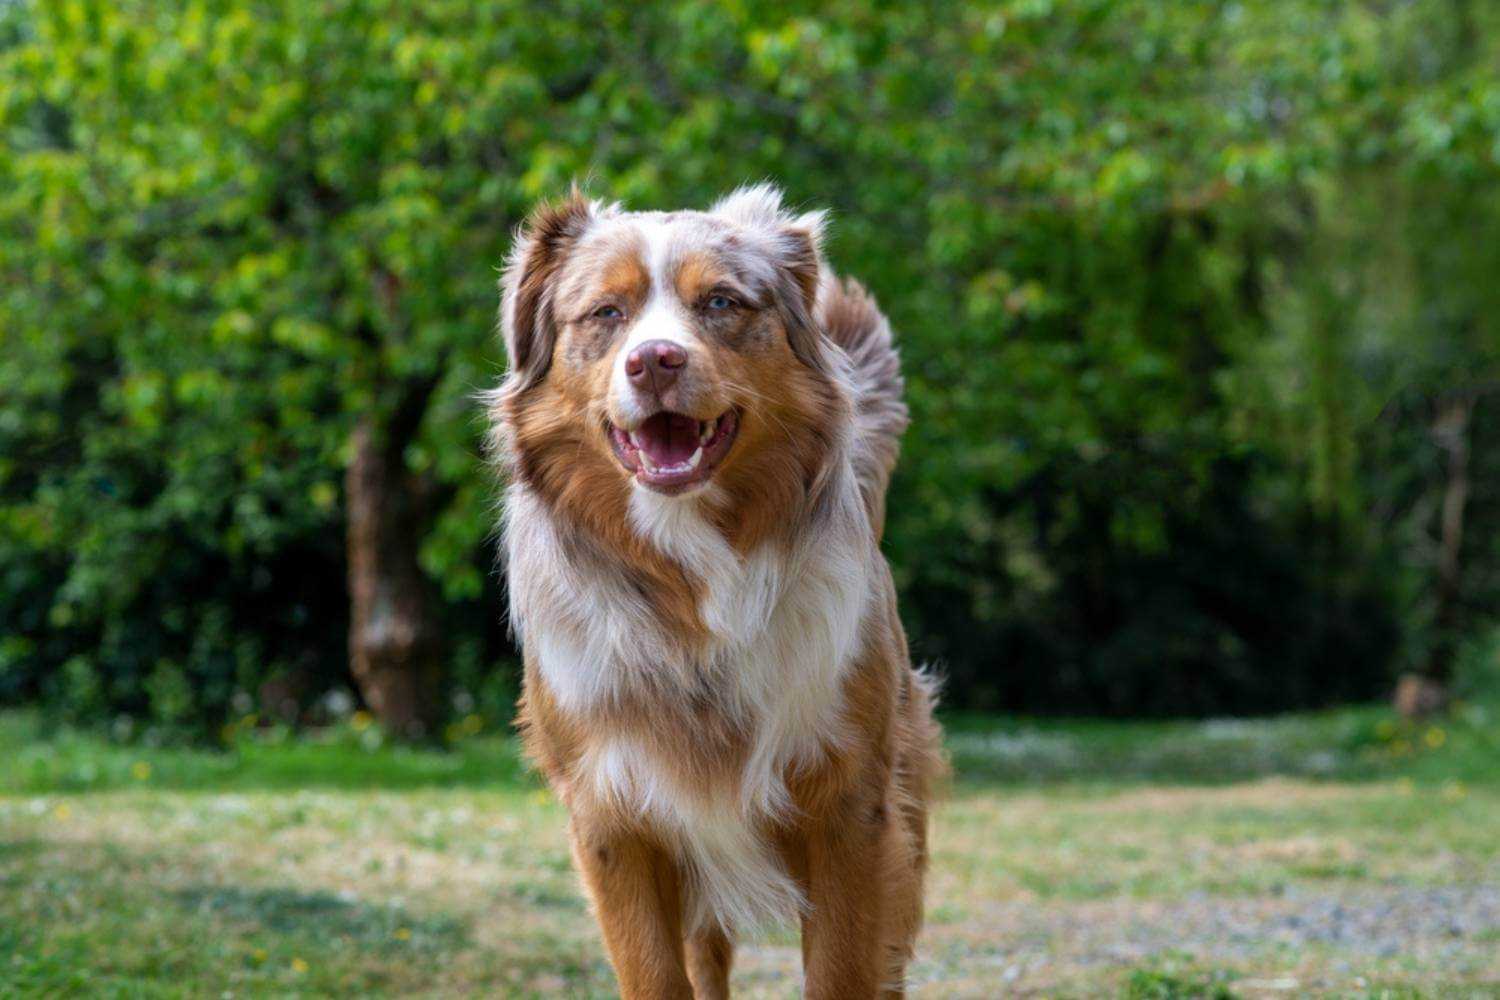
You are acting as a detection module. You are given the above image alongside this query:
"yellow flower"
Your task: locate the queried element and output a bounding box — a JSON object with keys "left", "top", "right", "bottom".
{"left": 447, "top": 714, "right": 484, "bottom": 743}
{"left": 1391, "top": 739, "right": 1412, "bottom": 756}
{"left": 131, "top": 761, "right": 152, "bottom": 781}
{"left": 252, "top": 948, "right": 268, "bottom": 963}
{"left": 530, "top": 789, "right": 549, "bottom": 806}
{"left": 1424, "top": 727, "right": 1446, "bottom": 749}
{"left": 394, "top": 927, "right": 412, "bottom": 941}
{"left": 53, "top": 803, "right": 72, "bottom": 820}
{"left": 290, "top": 957, "right": 309, "bottom": 974}
{"left": 351, "top": 710, "right": 373, "bottom": 732}
{"left": 1442, "top": 780, "right": 1467, "bottom": 802}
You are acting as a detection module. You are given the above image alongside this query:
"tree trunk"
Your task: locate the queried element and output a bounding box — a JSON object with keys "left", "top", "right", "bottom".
{"left": 345, "top": 418, "right": 442, "bottom": 739}
{"left": 1396, "top": 392, "right": 1475, "bottom": 718}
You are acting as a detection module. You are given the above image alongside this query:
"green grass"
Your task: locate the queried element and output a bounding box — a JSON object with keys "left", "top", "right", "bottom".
{"left": 941, "top": 699, "right": 1500, "bottom": 788}
{"left": 7, "top": 694, "right": 1496, "bottom": 797}
{"left": 0, "top": 712, "right": 529, "bottom": 795}
{"left": 2, "top": 700, "right": 1498, "bottom": 997}
{"left": 1121, "top": 961, "right": 1238, "bottom": 1000}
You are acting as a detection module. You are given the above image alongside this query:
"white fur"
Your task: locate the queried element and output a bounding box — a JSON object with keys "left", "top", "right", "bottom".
{"left": 505, "top": 485, "right": 694, "bottom": 713}
{"left": 606, "top": 218, "right": 700, "bottom": 428}
{"left": 579, "top": 733, "right": 807, "bottom": 932}
{"left": 712, "top": 183, "right": 829, "bottom": 250}
{"left": 627, "top": 480, "right": 871, "bottom": 817}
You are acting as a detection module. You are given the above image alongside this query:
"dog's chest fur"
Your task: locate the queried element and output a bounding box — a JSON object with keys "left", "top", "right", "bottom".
{"left": 507, "top": 482, "right": 873, "bottom": 931}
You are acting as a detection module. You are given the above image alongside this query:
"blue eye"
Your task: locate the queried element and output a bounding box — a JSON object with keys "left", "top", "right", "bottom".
{"left": 593, "top": 304, "right": 623, "bottom": 320}
{"left": 706, "top": 294, "right": 735, "bottom": 311}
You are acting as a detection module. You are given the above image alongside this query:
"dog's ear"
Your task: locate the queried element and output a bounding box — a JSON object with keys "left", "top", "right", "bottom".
{"left": 770, "top": 209, "right": 830, "bottom": 373}
{"left": 712, "top": 184, "right": 831, "bottom": 373}
{"left": 500, "top": 189, "right": 596, "bottom": 388}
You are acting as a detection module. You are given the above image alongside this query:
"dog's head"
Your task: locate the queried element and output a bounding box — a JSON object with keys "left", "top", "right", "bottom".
{"left": 496, "top": 185, "right": 847, "bottom": 518}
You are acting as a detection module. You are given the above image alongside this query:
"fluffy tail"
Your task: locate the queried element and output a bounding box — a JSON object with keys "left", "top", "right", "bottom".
{"left": 818, "top": 272, "right": 908, "bottom": 538}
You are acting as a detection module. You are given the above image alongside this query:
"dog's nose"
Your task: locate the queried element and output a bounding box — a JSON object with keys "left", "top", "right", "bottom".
{"left": 625, "top": 340, "right": 688, "bottom": 394}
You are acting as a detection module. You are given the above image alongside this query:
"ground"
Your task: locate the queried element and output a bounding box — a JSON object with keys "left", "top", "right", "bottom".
{"left": 1, "top": 703, "right": 1497, "bottom": 998}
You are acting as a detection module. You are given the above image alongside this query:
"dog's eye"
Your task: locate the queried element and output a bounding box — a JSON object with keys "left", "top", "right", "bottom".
{"left": 592, "top": 304, "right": 623, "bottom": 321}
{"left": 705, "top": 294, "right": 735, "bottom": 311}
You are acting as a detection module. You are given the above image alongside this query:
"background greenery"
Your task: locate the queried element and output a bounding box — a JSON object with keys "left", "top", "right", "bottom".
{"left": 2, "top": 0, "right": 1498, "bottom": 734}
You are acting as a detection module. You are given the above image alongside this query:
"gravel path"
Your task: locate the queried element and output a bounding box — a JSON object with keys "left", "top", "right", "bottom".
{"left": 1070, "top": 883, "right": 1497, "bottom": 956}
{"left": 904, "top": 882, "right": 1500, "bottom": 994}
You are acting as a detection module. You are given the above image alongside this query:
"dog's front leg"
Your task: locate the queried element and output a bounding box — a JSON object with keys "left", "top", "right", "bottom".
{"left": 570, "top": 817, "right": 694, "bottom": 999}
{"left": 799, "top": 789, "right": 892, "bottom": 999}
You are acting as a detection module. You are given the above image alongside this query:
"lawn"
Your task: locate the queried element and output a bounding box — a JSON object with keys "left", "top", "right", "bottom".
{"left": 2, "top": 702, "right": 1498, "bottom": 998}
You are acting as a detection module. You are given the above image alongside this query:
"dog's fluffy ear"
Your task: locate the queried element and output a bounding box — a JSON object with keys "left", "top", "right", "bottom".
{"left": 499, "top": 189, "right": 596, "bottom": 388}
{"left": 712, "top": 184, "right": 831, "bottom": 372}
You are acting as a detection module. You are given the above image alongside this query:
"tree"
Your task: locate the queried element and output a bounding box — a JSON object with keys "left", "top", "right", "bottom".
{"left": 2, "top": 0, "right": 596, "bottom": 734}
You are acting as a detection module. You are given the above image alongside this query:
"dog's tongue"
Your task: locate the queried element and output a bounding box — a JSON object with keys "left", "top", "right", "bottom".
{"left": 636, "top": 412, "right": 699, "bottom": 466}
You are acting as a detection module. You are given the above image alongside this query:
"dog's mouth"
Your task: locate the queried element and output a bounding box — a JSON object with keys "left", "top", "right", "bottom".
{"left": 608, "top": 410, "right": 739, "bottom": 495}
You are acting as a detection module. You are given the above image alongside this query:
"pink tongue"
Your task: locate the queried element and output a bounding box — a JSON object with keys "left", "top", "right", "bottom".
{"left": 638, "top": 413, "right": 699, "bottom": 465}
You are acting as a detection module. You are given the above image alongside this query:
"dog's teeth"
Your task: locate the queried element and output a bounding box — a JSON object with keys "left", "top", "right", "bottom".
{"left": 639, "top": 451, "right": 657, "bottom": 473}
{"left": 686, "top": 447, "right": 702, "bottom": 470}
{"left": 700, "top": 423, "right": 712, "bottom": 445}
{"left": 629, "top": 432, "right": 643, "bottom": 451}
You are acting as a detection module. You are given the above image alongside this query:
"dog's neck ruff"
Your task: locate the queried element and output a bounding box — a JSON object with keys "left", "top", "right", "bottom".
{"left": 504, "top": 454, "right": 874, "bottom": 725}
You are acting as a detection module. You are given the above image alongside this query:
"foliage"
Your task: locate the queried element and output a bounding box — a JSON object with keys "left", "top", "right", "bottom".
{"left": 2, "top": 0, "right": 1498, "bottom": 727}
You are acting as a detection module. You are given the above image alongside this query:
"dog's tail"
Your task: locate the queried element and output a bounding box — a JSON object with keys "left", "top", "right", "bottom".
{"left": 818, "top": 272, "right": 908, "bottom": 538}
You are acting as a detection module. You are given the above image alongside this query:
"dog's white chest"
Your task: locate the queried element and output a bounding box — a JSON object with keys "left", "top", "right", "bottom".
{"left": 509, "top": 485, "right": 874, "bottom": 930}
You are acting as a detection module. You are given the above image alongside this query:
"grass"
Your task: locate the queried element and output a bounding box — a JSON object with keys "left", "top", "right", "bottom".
{"left": 2, "top": 698, "right": 1498, "bottom": 997}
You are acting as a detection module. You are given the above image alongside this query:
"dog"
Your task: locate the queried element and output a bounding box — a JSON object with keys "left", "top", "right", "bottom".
{"left": 488, "top": 184, "right": 944, "bottom": 999}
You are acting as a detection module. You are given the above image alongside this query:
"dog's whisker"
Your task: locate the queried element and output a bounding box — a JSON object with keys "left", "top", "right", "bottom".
{"left": 719, "top": 380, "right": 799, "bottom": 441}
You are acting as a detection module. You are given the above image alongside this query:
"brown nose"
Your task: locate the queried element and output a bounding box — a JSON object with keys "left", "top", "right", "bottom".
{"left": 625, "top": 339, "right": 688, "bottom": 394}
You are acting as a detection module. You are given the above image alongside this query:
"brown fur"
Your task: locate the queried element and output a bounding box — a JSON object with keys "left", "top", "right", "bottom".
{"left": 493, "top": 190, "right": 945, "bottom": 998}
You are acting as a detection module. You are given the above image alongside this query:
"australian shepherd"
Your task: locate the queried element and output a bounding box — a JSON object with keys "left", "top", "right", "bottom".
{"left": 488, "top": 184, "right": 944, "bottom": 999}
